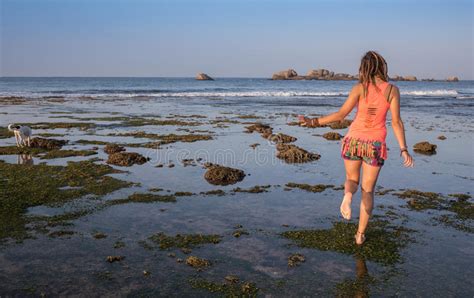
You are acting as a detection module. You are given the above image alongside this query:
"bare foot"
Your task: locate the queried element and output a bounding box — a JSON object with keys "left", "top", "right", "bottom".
{"left": 355, "top": 231, "right": 366, "bottom": 245}
{"left": 340, "top": 193, "right": 352, "bottom": 220}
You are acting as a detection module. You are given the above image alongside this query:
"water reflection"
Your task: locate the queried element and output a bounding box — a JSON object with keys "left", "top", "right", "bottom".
{"left": 335, "top": 257, "right": 372, "bottom": 297}
{"left": 17, "top": 154, "right": 33, "bottom": 165}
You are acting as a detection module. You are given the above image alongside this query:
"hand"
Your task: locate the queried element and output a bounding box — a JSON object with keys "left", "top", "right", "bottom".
{"left": 401, "top": 151, "right": 414, "bottom": 168}
{"left": 298, "top": 115, "right": 319, "bottom": 127}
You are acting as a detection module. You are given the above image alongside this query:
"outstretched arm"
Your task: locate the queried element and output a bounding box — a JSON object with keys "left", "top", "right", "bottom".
{"left": 389, "top": 86, "right": 414, "bottom": 167}
{"left": 299, "top": 83, "right": 361, "bottom": 126}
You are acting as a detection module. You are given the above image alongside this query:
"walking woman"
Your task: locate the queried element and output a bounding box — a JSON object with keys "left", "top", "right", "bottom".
{"left": 298, "top": 51, "right": 414, "bottom": 245}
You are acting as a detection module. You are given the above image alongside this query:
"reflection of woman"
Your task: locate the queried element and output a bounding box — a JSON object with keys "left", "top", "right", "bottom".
{"left": 18, "top": 154, "right": 34, "bottom": 165}
{"left": 298, "top": 51, "right": 414, "bottom": 245}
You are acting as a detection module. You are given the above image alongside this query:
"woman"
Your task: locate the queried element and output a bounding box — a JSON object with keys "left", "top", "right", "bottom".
{"left": 298, "top": 51, "right": 414, "bottom": 245}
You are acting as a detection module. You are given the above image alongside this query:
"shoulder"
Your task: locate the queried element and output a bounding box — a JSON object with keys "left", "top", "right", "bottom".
{"left": 350, "top": 83, "right": 363, "bottom": 93}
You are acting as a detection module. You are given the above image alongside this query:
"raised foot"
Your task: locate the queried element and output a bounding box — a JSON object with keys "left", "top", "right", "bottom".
{"left": 340, "top": 193, "right": 352, "bottom": 220}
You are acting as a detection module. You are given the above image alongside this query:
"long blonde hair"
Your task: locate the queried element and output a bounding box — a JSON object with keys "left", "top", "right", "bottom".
{"left": 359, "top": 51, "right": 389, "bottom": 98}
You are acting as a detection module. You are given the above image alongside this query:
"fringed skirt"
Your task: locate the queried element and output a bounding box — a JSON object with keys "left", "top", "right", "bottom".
{"left": 340, "top": 136, "right": 387, "bottom": 167}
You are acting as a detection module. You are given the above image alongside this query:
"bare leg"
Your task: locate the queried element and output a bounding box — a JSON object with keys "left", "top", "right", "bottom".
{"left": 341, "top": 159, "right": 362, "bottom": 220}
{"left": 356, "top": 162, "right": 382, "bottom": 243}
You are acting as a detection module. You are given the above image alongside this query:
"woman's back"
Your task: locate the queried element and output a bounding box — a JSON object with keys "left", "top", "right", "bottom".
{"left": 347, "top": 81, "right": 392, "bottom": 142}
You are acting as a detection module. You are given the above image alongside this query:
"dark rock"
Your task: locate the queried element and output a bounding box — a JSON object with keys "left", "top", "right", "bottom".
{"left": 276, "top": 144, "right": 320, "bottom": 163}
{"left": 204, "top": 164, "right": 245, "bottom": 185}
{"left": 271, "top": 69, "right": 298, "bottom": 80}
{"left": 413, "top": 141, "right": 437, "bottom": 155}
{"left": 29, "top": 137, "right": 67, "bottom": 150}
{"left": 107, "top": 152, "right": 150, "bottom": 166}
{"left": 104, "top": 144, "right": 125, "bottom": 154}
{"left": 322, "top": 132, "right": 342, "bottom": 140}
{"left": 268, "top": 133, "right": 297, "bottom": 143}
{"left": 196, "top": 73, "right": 214, "bottom": 80}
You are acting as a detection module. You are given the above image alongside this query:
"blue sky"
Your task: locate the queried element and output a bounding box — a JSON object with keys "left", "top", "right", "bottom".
{"left": 1, "top": 0, "right": 473, "bottom": 79}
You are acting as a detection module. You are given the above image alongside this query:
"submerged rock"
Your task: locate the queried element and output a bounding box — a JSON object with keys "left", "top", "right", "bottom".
{"left": 186, "top": 256, "right": 211, "bottom": 268}
{"left": 244, "top": 123, "right": 273, "bottom": 138}
{"left": 413, "top": 141, "right": 437, "bottom": 155}
{"left": 323, "top": 132, "right": 343, "bottom": 140}
{"left": 328, "top": 119, "right": 352, "bottom": 129}
{"left": 276, "top": 144, "right": 320, "bottom": 163}
{"left": 268, "top": 133, "right": 297, "bottom": 143}
{"left": 30, "top": 137, "right": 67, "bottom": 150}
{"left": 204, "top": 164, "right": 245, "bottom": 185}
{"left": 104, "top": 143, "right": 125, "bottom": 154}
{"left": 288, "top": 253, "right": 306, "bottom": 267}
{"left": 107, "top": 152, "right": 150, "bottom": 166}
{"left": 196, "top": 73, "right": 214, "bottom": 81}
{"left": 106, "top": 256, "right": 125, "bottom": 263}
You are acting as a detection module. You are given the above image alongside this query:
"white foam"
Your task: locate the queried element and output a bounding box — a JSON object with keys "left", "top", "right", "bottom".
{"left": 401, "top": 90, "right": 458, "bottom": 96}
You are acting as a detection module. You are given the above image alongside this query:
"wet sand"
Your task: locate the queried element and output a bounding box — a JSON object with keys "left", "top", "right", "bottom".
{"left": 0, "top": 96, "right": 473, "bottom": 296}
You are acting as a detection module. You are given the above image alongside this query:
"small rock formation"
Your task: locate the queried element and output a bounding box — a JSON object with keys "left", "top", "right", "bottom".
{"left": 244, "top": 123, "right": 273, "bottom": 138}
{"left": 196, "top": 73, "right": 214, "bottom": 81}
{"left": 29, "top": 137, "right": 68, "bottom": 150}
{"left": 437, "top": 135, "right": 446, "bottom": 140}
{"left": 328, "top": 119, "right": 352, "bottom": 129}
{"left": 390, "top": 75, "right": 418, "bottom": 81}
{"left": 104, "top": 144, "right": 125, "bottom": 154}
{"left": 288, "top": 253, "right": 306, "bottom": 267}
{"left": 107, "top": 152, "right": 150, "bottom": 166}
{"left": 268, "top": 133, "right": 297, "bottom": 143}
{"left": 106, "top": 256, "right": 124, "bottom": 263}
{"left": 413, "top": 141, "right": 437, "bottom": 155}
{"left": 446, "top": 76, "right": 459, "bottom": 82}
{"left": 323, "top": 132, "right": 343, "bottom": 140}
{"left": 271, "top": 69, "right": 298, "bottom": 80}
{"left": 186, "top": 256, "right": 210, "bottom": 268}
{"left": 404, "top": 76, "right": 417, "bottom": 81}
{"left": 204, "top": 163, "right": 245, "bottom": 185}
{"left": 276, "top": 144, "right": 320, "bottom": 163}
{"left": 272, "top": 68, "right": 356, "bottom": 80}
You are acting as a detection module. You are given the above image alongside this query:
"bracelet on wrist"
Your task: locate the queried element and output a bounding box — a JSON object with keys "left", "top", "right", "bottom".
{"left": 400, "top": 148, "right": 408, "bottom": 156}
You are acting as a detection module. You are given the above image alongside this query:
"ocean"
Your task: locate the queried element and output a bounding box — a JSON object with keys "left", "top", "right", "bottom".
{"left": 0, "top": 77, "right": 473, "bottom": 296}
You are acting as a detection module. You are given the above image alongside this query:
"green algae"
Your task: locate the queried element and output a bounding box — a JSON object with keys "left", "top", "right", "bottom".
{"left": 76, "top": 139, "right": 110, "bottom": 145}
{"left": 281, "top": 221, "right": 415, "bottom": 265}
{"left": 108, "top": 132, "right": 213, "bottom": 144}
{"left": 75, "top": 139, "right": 160, "bottom": 149}
{"left": 232, "top": 185, "right": 271, "bottom": 193}
{"left": 0, "top": 145, "right": 48, "bottom": 156}
{"left": 142, "top": 232, "right": 222, "bottom": 250}
{"left": 185, "top": 256, "right": 211, "bottom": 268}
{"left": 393, "top": 189, "right": 443, "bottom": 211}
{"left": 48, "top": 230, "right": 75, "bottom": 238}
{"left": 200, "top": 189, "right": 226, "bottom": 196}
{"left": 40, "top": 149, "right": 97, "bottom": 159}
{"left": 36, "top": 133, "right": 66, "bottom": 137}
{"left": 334, "top": 273, "right": 375, "bottom": 298}
{"left": 122, "top": 118, "right": 201, "bottom": 127}
{"left": 395, "top": 189, "right": 473, "bottom": 226}
{"left": 23, "top": 122, "right": 95, "bottom": 130}
{"left": 0, "top": 127, "right": 14, "bottom": 139}
{"left": 0, "top": 159, "right": 132, "bottom": 242}
{"left": 107, "top": 193, "right": 177, "bottom": 206}
{"left": 174, "top": 191, "right": 195, "bottom": 197}
{"left": 285, "top": 182, "right": 334, "bottom": 193}
{"left": 188, "top": 278, "right": 259, "bottom": 296}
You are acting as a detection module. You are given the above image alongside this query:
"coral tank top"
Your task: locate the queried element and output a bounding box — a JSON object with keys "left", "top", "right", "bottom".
{"left": 341, "top": 81, "right": 392, "bottom": 159}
